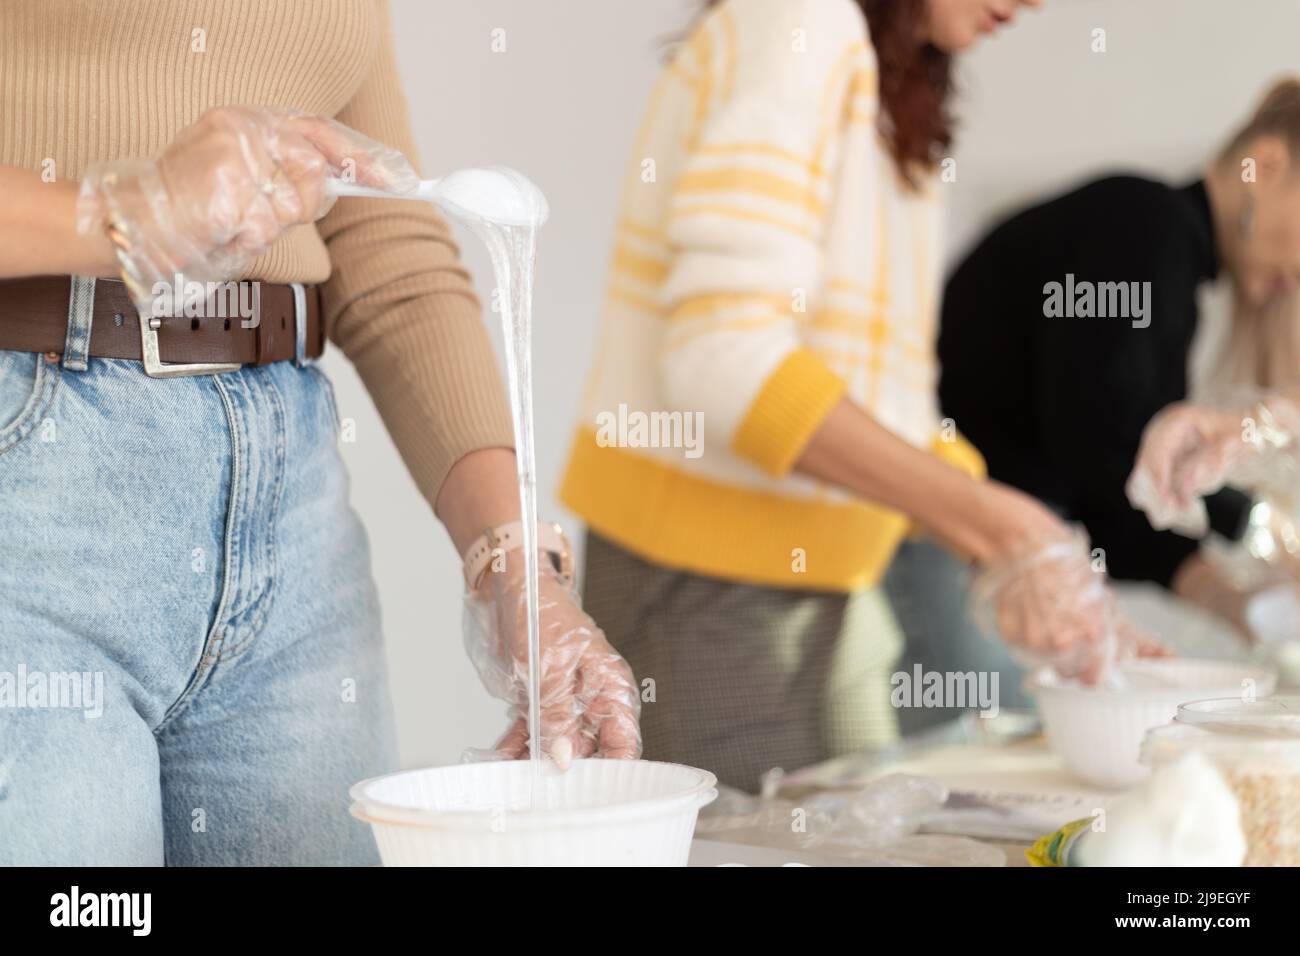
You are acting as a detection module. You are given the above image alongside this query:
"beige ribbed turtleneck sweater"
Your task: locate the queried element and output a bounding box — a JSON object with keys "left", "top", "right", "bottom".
{"left": 0, "top": 0, "right": 515, "bottom": 504}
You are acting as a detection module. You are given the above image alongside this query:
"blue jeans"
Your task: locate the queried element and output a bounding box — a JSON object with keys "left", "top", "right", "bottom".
{"left": 884, "top": 537, "right": 1034, "bottom": 735}
{"left": 0, "top": 290, "right": 397, "bottom": 865}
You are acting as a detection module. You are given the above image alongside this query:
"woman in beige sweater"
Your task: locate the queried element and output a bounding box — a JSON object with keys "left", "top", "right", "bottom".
{"left": 0, "top": 0, "right": 636, "bottom": 865}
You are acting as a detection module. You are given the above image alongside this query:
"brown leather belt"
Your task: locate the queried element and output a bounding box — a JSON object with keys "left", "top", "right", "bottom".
{"left": 0, "top": 276, "right": 325, "bottom": 377}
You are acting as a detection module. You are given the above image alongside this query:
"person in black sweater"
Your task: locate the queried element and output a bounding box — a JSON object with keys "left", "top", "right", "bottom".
{"left": 937, "top": 79, "right": 1300, "bottom": 628}
{"left": 940, "top": 177, "right": 1251, "bottom": 587}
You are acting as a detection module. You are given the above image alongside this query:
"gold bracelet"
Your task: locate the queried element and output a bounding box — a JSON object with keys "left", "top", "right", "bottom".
{"left": 103, "top": 211, "right": 151, "bottom": 308}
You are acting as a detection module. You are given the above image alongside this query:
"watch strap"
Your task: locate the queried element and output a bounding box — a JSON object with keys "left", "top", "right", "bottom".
{"left": 462, "top": 520, "right": 572, "bottom": 592}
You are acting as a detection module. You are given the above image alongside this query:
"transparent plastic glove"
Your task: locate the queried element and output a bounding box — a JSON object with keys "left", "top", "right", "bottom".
{"left": 1127, "top": 398, "right": 1300, "bottom": 536}
{"left": 463, "top": 552, "right": 641, "bottom": 767}
{"left": 970, "top": 528, "right": 1163, "bottom": 683}
{"left": 76, "top": 105, "right": 418, "bottom": 315}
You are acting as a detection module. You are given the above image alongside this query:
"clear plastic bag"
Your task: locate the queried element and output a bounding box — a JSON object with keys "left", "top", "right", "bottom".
{"left": 696, "top": 773, "right": 1005, "bottom": 866}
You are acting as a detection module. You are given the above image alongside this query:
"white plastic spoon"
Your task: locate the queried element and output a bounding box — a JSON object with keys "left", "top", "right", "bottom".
{"left": 326, "top": 165, "right": 549, "bottom": 228}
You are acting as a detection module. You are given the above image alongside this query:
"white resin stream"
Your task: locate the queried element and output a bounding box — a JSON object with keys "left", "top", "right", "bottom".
{"left": 469, "top": 214, "right": 545, "bottom": 790}
{"left": 330, "top": 169, "right": 552, "bottom": 797}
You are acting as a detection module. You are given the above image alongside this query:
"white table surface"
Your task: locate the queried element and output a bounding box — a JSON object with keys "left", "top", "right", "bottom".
{"left": 690, "top": 739, "right": 1113, "bottom": 867}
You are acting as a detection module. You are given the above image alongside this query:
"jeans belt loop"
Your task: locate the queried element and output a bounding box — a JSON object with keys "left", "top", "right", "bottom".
{"left": 291, "top": 283, "right": 309, "bottom": 368}
{"left": 63, "top": 276, "right": 96, "bottom": 372}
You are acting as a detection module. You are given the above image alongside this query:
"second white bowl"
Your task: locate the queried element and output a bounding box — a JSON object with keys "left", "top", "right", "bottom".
{"left": 1029, "top": 658, "right": 1276, "bottom": 790}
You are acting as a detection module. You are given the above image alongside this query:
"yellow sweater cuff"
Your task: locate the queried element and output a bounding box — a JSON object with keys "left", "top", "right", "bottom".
{"left": 732, "top": 348, "right": 847, "bottom": 477}
{"left": 931, "top": 431, "right": 987, "bottom": 480}
{"left": 900, "top": 431, "right": 988, "bottom": 541}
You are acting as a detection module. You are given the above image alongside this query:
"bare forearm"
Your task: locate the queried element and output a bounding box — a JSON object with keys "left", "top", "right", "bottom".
{"left": 794, "top": 398, "right": 1058, "bottom": 564}
{"left": 1172, "top": 552, "right": 1250, "bottom": 638}
{"left": 0, "top": 166, "right": 117, "bottom": 279}
{"left": 434, "top": 447, "right": 523, "bottom": 555}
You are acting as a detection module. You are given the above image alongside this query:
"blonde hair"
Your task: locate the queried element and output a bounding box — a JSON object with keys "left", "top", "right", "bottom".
{"left": 1219, "top": 77, "right": 1300, "bottom": 164}
{"left": 1212, "top": 78, "right": 1300, "bottom": 392}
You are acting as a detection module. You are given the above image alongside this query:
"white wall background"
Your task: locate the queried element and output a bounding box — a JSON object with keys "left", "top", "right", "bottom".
{"left": 321, "top": 0, "right": 1300, "bottom": 768}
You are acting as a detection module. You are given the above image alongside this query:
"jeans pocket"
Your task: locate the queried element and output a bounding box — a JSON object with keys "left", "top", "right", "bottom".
{"left": 0, "top": 350, "right": 60, "bottom": 457}
{"left": 304, "top": 363, "right": 342, "bottom": 439}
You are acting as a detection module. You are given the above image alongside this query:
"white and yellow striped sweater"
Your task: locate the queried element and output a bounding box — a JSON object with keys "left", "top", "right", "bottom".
{"left": 561, "top": 0, "right": 983, "bottom": 592}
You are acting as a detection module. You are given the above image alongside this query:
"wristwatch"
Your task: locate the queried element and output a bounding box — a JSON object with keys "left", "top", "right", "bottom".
{"left": 461, "top": 519, "right": 574, "bottom": 592}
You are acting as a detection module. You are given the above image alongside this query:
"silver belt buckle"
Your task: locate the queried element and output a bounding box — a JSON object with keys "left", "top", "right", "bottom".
{"left": 139, "top": 314, "right": 241, "bottom": 378}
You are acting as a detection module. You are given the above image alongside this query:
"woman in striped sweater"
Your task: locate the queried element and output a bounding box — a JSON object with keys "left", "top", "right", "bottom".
{"left": 561, "top": 0, "right": 1149, "bottom": 791}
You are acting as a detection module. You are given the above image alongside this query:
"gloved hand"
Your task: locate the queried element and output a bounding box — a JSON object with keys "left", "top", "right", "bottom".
{"left": 1127, "top": 398, "right": 1300, "bottom": 537}
{"left": 971, "top": 527, "right": 1164, "bottom": 682}
{"left": 463, "top": 551, "right": 642, "bottom": 766}
{"left": 76, "top": 106, "right": 417, "bottom": 314}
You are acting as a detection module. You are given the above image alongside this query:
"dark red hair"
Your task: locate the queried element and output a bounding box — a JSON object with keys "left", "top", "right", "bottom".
{"left": 861, "top": 0, "right": 955, "bottom": 181}
{"left": 702, "top": 0, "right": 954, "bottom": 185}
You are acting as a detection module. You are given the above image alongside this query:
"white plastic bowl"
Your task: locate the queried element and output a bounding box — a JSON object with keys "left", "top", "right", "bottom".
{"left": 350, "top": 759, "right": 717, "bottom": 866}
{"left": 1029, "top": 658, "right": 1276, "bottom": 790}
